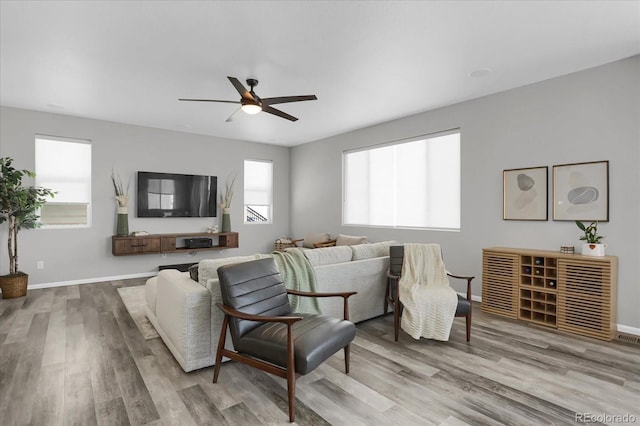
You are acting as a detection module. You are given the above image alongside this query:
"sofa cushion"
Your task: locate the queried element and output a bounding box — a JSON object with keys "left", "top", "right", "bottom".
{"left": 351, "top": 240, "right": 400, "bottom": 261}
{"left": 198, "top": 255, "right": 261, "bottom": 286}
{"left": 336, "top": 234, "right": 368, "bottom": 246}
{"left": 303, "top": 246, "right": 353, "bottom": 266}
{"left": 302, "top": 232, "right": 331, "bottom": 249}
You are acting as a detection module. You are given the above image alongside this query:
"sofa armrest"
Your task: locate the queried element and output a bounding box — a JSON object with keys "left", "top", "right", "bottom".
{"left": 156, "top": 270, "right": 213, "bottom": 368}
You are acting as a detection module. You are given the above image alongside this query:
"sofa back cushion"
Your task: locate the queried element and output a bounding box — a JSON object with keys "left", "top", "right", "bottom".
{"left": 336, "top": 234, "right": 367, "bottom": 246}
{"left": 303, "top": 245, "right": 353, "bottom": 266}
{"left": 351, "top": 240, "right": 400, "bottom": 261}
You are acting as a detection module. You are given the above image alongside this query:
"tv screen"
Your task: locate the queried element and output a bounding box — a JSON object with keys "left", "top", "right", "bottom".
{"left": 137, "top": 171, "right": 217, "bottom": 217}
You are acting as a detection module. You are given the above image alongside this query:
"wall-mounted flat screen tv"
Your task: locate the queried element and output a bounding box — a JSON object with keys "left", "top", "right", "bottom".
{"left": 137, "top": 171, "right": 217, "bottom": 217}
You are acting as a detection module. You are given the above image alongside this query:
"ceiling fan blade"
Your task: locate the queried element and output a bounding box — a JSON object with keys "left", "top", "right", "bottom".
{"left": 178, "top": 98, "right": 240, "bottom": 104}
{"left": 227, "top": 76, "right": 254, "bottom": 100}
{"left": 262, "top": 95, "right": 317, "bottom": 106}
{"left": 262, "top": 105, "right": 298, "bottom": 122}
{"left": 225, "top": 107, "right": 242, "bottom": 122}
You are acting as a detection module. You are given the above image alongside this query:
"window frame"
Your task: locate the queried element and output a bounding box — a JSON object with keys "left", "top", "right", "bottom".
{"left": 342, "top": 129, "right": 461, "bottom": 231}
{"left": 243, "top": 158, "right": 273, "bottom": 225}
{"left": 35, "top": 134, "right": 92, "bottom": 229}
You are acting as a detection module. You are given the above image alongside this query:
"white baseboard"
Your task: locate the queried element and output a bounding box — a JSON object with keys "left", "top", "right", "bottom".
{"left": 616, "top": 324, "right": 640, "bottom": 336}
{"left": 22, "top": 272, "right": 157, "bottom": 291}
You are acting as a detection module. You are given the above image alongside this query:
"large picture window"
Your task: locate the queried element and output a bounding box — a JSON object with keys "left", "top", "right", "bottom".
{"left": 35, "top": 135, "right": 92, "bottom": 227}
{"left": 343, "top": 130, "right": 460, "bottom": 230}
{"left": 244, "top": 159, "right": 273, "bottom": 224}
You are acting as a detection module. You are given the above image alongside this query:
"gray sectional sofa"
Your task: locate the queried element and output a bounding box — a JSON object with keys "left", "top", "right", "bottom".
{"left": 144, "top": 241, "right": 397, "bottom": 372}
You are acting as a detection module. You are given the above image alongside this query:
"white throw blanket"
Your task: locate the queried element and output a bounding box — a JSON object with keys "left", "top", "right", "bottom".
{"left": 399, "top": 243, "right": 458, "bottom": 341}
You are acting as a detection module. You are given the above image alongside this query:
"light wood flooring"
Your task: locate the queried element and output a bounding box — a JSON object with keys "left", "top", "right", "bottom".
{"left": 1, "top": 279, "right": 638, "bottom": 425}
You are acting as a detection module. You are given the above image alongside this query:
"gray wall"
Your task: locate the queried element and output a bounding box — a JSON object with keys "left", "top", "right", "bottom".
{"left": 0, "top": 107, "right": 290, "bottom": 284}
{"left": 290, "top": 56, "right": 640, "bottom": 330}
{"left": 1, "top": 57, "right": 638, "bottom": 331}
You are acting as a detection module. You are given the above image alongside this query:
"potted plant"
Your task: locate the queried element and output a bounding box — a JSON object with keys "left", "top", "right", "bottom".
{"left": 576, "top": 220, "right": 607, "bottom": 257}
{"left": 0, "top": 158, "right": 55, "bottom": 298}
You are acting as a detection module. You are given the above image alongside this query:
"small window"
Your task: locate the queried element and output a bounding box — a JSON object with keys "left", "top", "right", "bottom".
{"left": 343, "top": 130, "right": 460, "bottom": 230}
{"left": 35, "top": 135, "right": 92, "bottom": 227}
{"left": 244, "top": 159, "right": 273, "bottom": 224}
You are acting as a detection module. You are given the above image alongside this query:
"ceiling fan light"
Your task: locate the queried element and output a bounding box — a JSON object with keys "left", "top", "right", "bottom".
{"left": 241, "top": 104, "right": 262, "bottom": 115}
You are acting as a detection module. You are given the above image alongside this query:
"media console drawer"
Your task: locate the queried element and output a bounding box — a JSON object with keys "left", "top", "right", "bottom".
{"left": 112, "top": 232, "right": 239, "bottom": 256}
{"left": 112, "top": 236, "right": 161, "bottom": 255}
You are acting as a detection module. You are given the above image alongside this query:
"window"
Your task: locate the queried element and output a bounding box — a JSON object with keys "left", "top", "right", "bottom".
{"left": 343, "top": 130, "right": 460, "bottom": 230}
{"left": 35, "top": 135, "right": 92, "bottom": 227}
{"left": 244, "top": 159, "right": 273, "bottom": 223}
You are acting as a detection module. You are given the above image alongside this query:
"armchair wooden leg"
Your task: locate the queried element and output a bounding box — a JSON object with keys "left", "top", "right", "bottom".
{"left": 213, "top": 315, "right": 229, "bottom": 383}
{"left": 383, "top": 278, "right": 390, "bottom": 314}
{"left": 286, "top": 324, "right": 296, "bottom": 423}
{"left": 344, "top": 344, "right": 350, "bottom": 374}
{"left": 287, "top": 369, "right": 296, "bottom": 422}
{"left": 393, "top": 281, "right": 401, "bottom": 342}
{"left": 465, "top": 313, "right": 471, "bottom": 342}
{"left": 394, "top": 306, "right": 400, "bottom": 342}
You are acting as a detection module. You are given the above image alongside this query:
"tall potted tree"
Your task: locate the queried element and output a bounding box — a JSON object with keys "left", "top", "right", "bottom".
{"left": 0, "top": 157, "right": 55, "bottom": 298}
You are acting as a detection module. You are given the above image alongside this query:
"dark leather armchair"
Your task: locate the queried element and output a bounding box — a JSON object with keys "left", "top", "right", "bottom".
{"left": 385, "top": 245, "right": 475, "bottom": 342}
{"left": 213, "top": 258, "right": 356, "bottom": 423}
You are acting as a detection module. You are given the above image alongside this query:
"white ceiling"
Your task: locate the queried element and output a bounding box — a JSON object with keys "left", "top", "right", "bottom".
{"left": 1, "top": 1, "right": 639, "bottom": 146}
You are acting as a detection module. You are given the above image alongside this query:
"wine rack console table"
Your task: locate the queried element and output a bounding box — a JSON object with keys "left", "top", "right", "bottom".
{"left": 482, "top": 247, "right": 617, "bottom": 340}
{"left": 112, "top": 232, "right": 238, "bottom": 256}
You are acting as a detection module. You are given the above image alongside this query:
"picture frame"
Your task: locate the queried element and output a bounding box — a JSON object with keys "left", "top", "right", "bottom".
{"left": 503, "top": 166, "right": 548, "bottom": 220}
{"left": 552, "top": 160, "right": 609, "bottom": 221}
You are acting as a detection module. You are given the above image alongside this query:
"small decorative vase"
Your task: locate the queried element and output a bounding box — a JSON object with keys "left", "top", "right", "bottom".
{"left": 116, "top": 206, "right": 129, "bottom": 236}
{"left": 221, "top": 208, "right": 231, "bottom": 233}
{"left": 581, "top": 243, "right": 607, "bottom": 257}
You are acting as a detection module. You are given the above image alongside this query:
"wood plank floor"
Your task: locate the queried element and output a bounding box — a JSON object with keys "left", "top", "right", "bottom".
{"left": 1, "top": 279, "right": 638, "bottom": 425}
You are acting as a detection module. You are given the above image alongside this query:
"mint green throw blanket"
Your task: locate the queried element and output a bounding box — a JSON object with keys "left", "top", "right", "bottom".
{"left": 270, "top": 248, "right": 322, "bottom": 315}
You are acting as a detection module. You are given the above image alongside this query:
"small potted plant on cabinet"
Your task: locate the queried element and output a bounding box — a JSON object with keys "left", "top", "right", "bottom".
{"left": 576, "top": 220, "right": 606, "bottom": 257}
{"left": 0, "top": 158, "right": 55, "bottom": 298}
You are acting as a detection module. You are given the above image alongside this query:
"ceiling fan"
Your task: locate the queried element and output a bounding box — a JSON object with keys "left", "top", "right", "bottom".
{"left": 179, "top": 77, "right": 317, "bottom": 122}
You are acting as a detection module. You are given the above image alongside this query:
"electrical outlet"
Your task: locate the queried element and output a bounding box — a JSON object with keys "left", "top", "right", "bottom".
{"left": 37, "top": 261, "right": 44, "bottom": 269}
{"left": 161, "top": 253, "right": 167, "bottom": 259}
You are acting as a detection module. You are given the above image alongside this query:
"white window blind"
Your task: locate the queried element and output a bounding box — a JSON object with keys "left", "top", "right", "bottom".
{"left": 244, "top": 159, "right": 273, "bottom": 223}
{"left": 343, "top": 131, "right": 460, "bottom": 230}
{"left": 35, "top": 135, "right": 92, "bottom": 226}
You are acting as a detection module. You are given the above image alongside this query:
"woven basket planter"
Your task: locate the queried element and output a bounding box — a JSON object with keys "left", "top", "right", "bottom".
{"left": 0, "top": 273, "right": 28, "bottom": 299}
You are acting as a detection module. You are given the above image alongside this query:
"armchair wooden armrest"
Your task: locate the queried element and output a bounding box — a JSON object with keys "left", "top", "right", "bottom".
{"left": 446, "top": 272, "right": 475, "bottom": 301}
{"left": 216, "top": 303, "right": 303, "bottom": 326}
